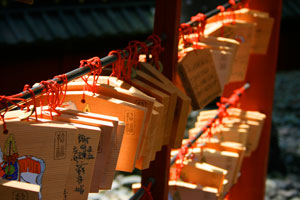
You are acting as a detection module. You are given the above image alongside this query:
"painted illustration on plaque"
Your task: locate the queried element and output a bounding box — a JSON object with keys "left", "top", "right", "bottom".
{"left": 0, "top": 134, "right": 45, "bottom": 199}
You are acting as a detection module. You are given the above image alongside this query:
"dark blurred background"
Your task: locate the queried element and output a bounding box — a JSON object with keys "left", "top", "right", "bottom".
{"left": 1, "top": 0, "right": 299, "bottom": 95}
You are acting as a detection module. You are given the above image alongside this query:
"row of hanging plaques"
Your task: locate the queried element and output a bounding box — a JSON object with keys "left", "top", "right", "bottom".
{"left": 132, "top": 107, "right": 266, "bottom": 199}
{"left": 0, "top": 61, "right": 191, "bottom": 200}
{"left": 170, "top": 7, "right": 272, "bottom": 200}
{"left": 131, "top": 7, "right": 273, "bottom": 200}
{"left": 0, "top": 7, "right": 273, "bottom": 200}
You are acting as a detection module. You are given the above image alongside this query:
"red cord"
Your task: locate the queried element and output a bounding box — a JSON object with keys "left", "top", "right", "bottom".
{"left": 179, "top": 23, "right": 194, "bottom": 47}
{"left": 39, "top": 78, "right": 68, "bottom": 119}
{"left": 173, "top": 85, "right": 247, "bottom": 173}
{"left": 147, "top": 34, "right": 164, "bottom": 71}
{"left": 23, "top": 84, "right": 38, "bottom": 121}
{"left": 124, "top": 40, "right": 148, "bottom": 81}
{"left": 108, "top": 50, "right": 124, "bottom": 84}
{"left": 0, "top": 95, "right": 26, "bottom": 134}
{"left": 217, "top": 5, "right": 226, "bottom": 37}
{"left": 229, "top": 0, "right": 236, "bottom": 5}
{"left": 191, "top": 13, "right": 207, "bottom": 43}
{"left": 79, "top": 57, "right": 102, "bottom": 102}
{"left": 141, "top": 182, "right": 153, "bottom": 200}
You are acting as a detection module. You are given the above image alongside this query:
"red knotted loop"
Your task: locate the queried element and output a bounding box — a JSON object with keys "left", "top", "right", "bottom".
{"left": 79, "top": 57, "right": 102, "bottom": 101}
{"left": 191, "top": 13, "right": 207, "bottom": 42}
{"left": 108, "top": 50, "right": 125, "bottom": 83}
{"left": 216, "top": 6, "right": 226, "bottom": 36}
{"left": 39, "top": 79, "right": 65, "bottom": 119}
{"left": 147, "top": 34, "right": 164, "bottom": 71}
{"left": 229, "top": 0, "right": 236, "bottom": 5}
{"left": 217, "top": 5, "right": 225, "bottom": 12}
{"left": 125, "top": 41, "right": 147, "bottom": 81}
{"left": 220, "top": 87, "right": 245, "bottom": 108}
{"left": 0, "top": 95, "right": 26, "bottom": 134}
{"left": 141, "top": 182, "right": 153, "bottom": 200}
{"left": 191, "top": 13, "right": 206, "bottom": 23}
{"left": 179, "top": 23, "right": 195, "bottom": 47}
{"left": 124, "top": 44, "right": 133, "bottom": 82}
{"left": 180, "top": 23, "right": 192, "bottom": 31}
{"left": 54, "top": 74, "right": 68, "bottom": 105}
{"left": 243, "top": 0, "right": 251, "bottom": 8}
{"left": 204, "top": 118, "right": 218, "bottom": 138}
{"left": 174, "top": 140, "right": 193, "bottom": 180}
{"left": 23, "top": 84, "right": 38, "bottom": 121}
{"left": 217, "top": 102, "right": 229, "bottom": 125}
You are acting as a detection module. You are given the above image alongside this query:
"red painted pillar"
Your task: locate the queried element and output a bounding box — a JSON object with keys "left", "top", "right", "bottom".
{"left": 223, "top": 1, "right": 282, "bottom": 199}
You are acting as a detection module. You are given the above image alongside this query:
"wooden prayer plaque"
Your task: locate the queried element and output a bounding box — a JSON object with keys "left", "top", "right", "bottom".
{"left": 139, "top": 62, "right": 191, "bottom": 148}
{"left": 169, "top": 181, "right": 218, "bottom": 200}
{"left": 177, "top": 49, "right": 221, "bottom": 110}
{"left": 0, "top": 119, "right": 76, "bottom": 200}
{"left": 0, "top": 179, "right": 40, "bottom": 200}
{"left": 62, "top": 91, "right": 146, "bottom": 173}
{"left": 205, "top": 20, "right": 255, "bottom": 82}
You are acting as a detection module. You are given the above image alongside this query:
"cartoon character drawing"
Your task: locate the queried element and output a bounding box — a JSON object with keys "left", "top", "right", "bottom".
{"left": 0, "top": 134, "right": 46, "bottom": 199}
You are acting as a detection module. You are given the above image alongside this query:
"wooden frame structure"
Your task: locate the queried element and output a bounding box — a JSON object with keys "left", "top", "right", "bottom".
{"left": 142, "top": 0, "right": 282, "bottom": 199}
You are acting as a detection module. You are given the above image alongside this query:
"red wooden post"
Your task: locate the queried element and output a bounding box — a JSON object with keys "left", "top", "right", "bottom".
{"left": 141, "top": 0, "right": 182, "bottom": 199}
{"left": 223, "top": 0, "right": 282, "bottom": 199}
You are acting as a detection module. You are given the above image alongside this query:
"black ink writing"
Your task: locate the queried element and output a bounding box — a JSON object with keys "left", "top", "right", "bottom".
{"left": 72, "top": 134, "right": 95, "bottom": 195}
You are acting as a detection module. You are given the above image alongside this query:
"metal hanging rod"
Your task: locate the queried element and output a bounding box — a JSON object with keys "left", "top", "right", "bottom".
{"left": 187, "top": 0, "right": 241, "bottom": 26}
{"left": 0, "top": 0, "right": 241, "bottom": 113}
{"left": 0, "top": 34, "right": 169, "bottom": 113}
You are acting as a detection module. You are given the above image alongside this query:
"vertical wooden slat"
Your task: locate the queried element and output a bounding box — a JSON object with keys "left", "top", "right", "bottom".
{"left": 223, "top": 0, "right": 282, "bottom": 199}
{"left": 142, "top": 0, "right": 181, "bottom": 200}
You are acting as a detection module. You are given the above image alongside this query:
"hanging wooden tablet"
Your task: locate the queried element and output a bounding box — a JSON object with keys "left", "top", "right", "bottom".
{"left": 197, "top": 108, "right": 265, "bottom": 156}
{"left": 129, "top": 79, "right": 171, "bottom": 168}
{"left": 227, "top": 108, "right": 266, "bottom": 150}
{"left": 134, "top": 69, "right": 178, "bottom": 148}
{"left": 0, "top": 118, "right": 76, "bottom": 200}
{"left": 139, "top": 62, "right": 191, "bottom": 148}
{"left": 169, "top": 181, "right": 218, "bottom": 200}
{"left": 209, "top": 48, "right": 234, "bottom": 91}
{"left": 62, "top": 91, "right": 146, "bottom": 172}
{"left": 177, "top": 49, "right": 221, "bottom": 110}
{"left": 201, "top": 36, "right": 240, "bottom": 56}
{"left": 0, "top": 179, "right": 40, "bottom": 200}
{"left": 201, "top": 141, "right": 246, "bottom": 184}
{"left": 95, "top": 77, "right": 156, "bottom": 170}
{"left": 179, "top": 42, "right": 235, "bottom": 93}
{"left": 150, "top": 101, "right": 165, "bottom": 161}
{"left": 135, "top": 110, "right": 160, "bottom": 169}
{"left": 68, "top": 77, "right": 156, "bottom": 170}
{"left": 136, "top": 100, "right": 165, "bottom": 168}
{"left": 234, "top": 9, "right": 274, "bottom": 54}
{"left": 180, "top": 162, "right": 227, "bottom": 194}
{"left": 214, "top": 123, "right": 249, "bottom": 146}
{"left": 208, "top": 8, "right": 274, "bottom": 54}
{"left": 35, "top": 110, "right": 115, "bottom": 192}
{"left": 205, "top": 20, "right": 255, "bottom": 82}
{"left": 59, "top": 122, "right": 100, "bottom": 199}
{"left": 129, "top": 78, "right": 170, "bottom": 146}
{"left": 190, "top": 147, "right": 239, "bottom": 195}
{"left": 55, "top": 107, "right": 125, "bottom": 188}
